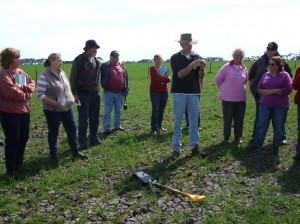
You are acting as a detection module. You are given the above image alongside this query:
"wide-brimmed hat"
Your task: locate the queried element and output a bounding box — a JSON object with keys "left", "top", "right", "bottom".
{"left": 83, "top": 39, "right": 100, "bottom": 51}
{"left": 176, "top": 33, "right": 198, "bottom": 45}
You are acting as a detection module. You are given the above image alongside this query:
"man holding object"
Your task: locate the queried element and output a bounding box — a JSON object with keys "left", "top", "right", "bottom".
{"left": 170, "top": 33, "right": 207, "bottom": 159}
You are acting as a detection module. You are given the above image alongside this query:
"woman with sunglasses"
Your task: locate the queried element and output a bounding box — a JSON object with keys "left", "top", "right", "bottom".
{"left": 248, "top": 42, "right": 292, "bottom": 145}
{"left": 248, "top": 56, "right": 292, "bottom": 155}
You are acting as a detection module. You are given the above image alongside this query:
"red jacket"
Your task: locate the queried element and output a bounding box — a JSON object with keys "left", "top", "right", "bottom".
{"left": 150, "top": 66, "right": 171, "bottom": 93}
{"left": 292, "top": 67, "right": 300, "bottom": 104}
{"left": 0, "top": 68, "right": 35, "bottom": 114}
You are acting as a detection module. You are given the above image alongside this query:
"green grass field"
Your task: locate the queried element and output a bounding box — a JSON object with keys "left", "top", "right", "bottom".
{"left": 1, "top": 61, "right": 300, "bottom": 223}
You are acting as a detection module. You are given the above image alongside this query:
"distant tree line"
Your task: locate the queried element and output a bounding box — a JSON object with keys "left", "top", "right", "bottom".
{"left": 20, "top": 53, "right": 300, "bottom": 65}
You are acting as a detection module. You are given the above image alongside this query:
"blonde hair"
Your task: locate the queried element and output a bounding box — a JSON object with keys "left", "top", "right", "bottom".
{"left": 153, "top": 54, "right": 162, "bottom": 60}
{"left": 232, "top": 48, "right": 245, "bottom": 59}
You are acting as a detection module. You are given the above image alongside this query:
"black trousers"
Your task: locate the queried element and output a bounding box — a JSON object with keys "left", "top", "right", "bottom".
{"left": 222, "top": 101, "right": 246, "bottom": 139}
{"left": 1, "top": 112, "right": 30, "bottom": 172}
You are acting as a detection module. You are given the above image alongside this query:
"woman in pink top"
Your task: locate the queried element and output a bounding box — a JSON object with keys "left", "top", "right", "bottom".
{"left": 216, "top": 48, "right": 248, "bottom": 146}
{"left": 0, "top": 48, "right": 35, "bottom": 179}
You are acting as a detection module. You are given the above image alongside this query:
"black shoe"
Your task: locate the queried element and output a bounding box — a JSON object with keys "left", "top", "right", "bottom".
{"left": 192, "top": 145, "right": 207, "bottom": 157}
{"left": 234, "top": 138, "right": 243, "bottom": 146}
{"left": 0, "top": 140, "right": 4, "bottom": 146}
{"left": 6, "top": 170, "right": 22, "bottom": 180}
{"left": 51, "top": 155, "right": 59, "bottom": 166}
{"left": 114, "top": 127, "right": 125, "bottom": 131}
{"left": 170, "top": 151, "right": 180, "bottom": 160}
{"left": 151, "top": 130, "right": 157, "bottom": 135}
{"left": 293, "top": 155, "right": 300, "bottom": 161}
{"left": 90, "top": 139, "right": 101, "bottom": 147}
{"left": 79, "top": 143, "right": 88, "bottom": 150}
{"left": 104, "top": 130, "right": 111, "bottom": 135}
{"left": 222, "top": 138, "right": 230, "bottom": 144}
{"left": 247, "top": 145, "right": 260, "bottom": 152}
{"left": 73, "top": 151, "right": 88, "bottom": 160}
{"left": 272, "top": 147, "right": 279, "bottom": 156}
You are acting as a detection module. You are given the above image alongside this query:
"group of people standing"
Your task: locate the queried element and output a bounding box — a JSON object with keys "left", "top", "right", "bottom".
{"left": 0, "top": 40, "right": 128, "bottom": 178}
{"left": 149, "top": 33, "right": 298, "bottom": 161}
{"left": 1, "top": 33, "right": 300, "bottom": 179}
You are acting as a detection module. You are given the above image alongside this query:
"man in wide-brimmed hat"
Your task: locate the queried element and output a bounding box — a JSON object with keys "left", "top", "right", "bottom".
{"left": 169, "top": 33, "right": 207, "bottom": 159}
{"left": 70, "top": 39, "right": 101, "bottom": 149}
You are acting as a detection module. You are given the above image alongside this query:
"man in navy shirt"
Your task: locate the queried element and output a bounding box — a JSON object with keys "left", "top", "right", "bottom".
{"left": 170, "top": 33, "right": 207, "bottom": 159}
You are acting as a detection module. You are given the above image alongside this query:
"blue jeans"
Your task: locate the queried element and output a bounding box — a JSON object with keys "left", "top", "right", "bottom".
{"left": 150, "top": 90, "right": 168, "bottom": 131}
{"left": 185, "top": 99, "right": 200, "bottom": 128}
{"left": 77, "top": 91, "right": 100, "bottom": 145}
{"left": 44, "top": 108, "right": 77, "bottom": 156}
{"left": 172, "top": 94, "right": 200, "bottom": 152}
{"left": 103, "top": 91, "right": 124, "bottom": 131}
{"left": 253, "top": 105, "right": 288, "bottom": 149}
{"left": 252, "top": 95, "right": 287, "bottom": 140}
{"left": 1, "top": 112, "right": 30, "bottom": 172}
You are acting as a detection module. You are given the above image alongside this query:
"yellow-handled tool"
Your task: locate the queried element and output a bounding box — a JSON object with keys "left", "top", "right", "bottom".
{"left": 135, "top": 171, "right": 205, "bottom": 202}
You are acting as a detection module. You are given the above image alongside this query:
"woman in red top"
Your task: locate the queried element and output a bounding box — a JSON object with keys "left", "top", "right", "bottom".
{"left": 292, "top": 66, "right": 300, "bottom": 160}
{"left": 0, "top": 48, "right": 35, "bottom": 179}
{"left": 150, "top": 54, "right": 171, "bottom": 135}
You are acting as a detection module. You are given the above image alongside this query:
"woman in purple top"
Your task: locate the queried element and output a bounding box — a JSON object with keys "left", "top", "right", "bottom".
{"left": 216, "top": 48, "right": 248, "bottom": 146}
{"left": 248, "top": 56, "right": 292, "bottom": 155}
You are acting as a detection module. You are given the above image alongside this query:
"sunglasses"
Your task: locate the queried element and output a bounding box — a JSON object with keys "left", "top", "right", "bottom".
{"left": 269, "top": 63, "right": 276, "bottom": 66}
{"left": 267, "top": 48, "right": 275, "bottom": 51}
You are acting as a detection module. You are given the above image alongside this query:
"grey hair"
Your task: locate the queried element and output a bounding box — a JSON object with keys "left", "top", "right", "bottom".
{"left": 44, "top": 53, "right": 61, "bottom": 68}
{"left": 232, "top": 48, "right": 245, "bottom": 59}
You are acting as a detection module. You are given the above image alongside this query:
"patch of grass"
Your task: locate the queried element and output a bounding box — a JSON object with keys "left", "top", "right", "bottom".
{"left": 0, "top": 61, "right": 300, "bottom": 223}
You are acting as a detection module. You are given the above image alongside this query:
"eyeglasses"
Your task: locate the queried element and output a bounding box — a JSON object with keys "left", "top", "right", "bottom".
{"left": 267, "top": 48, "right": 275, "bottom": 51}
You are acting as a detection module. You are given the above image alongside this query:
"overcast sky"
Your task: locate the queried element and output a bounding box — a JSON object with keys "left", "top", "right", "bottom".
{"left": 1, "top": 0, "right": 299, "bottom": 61}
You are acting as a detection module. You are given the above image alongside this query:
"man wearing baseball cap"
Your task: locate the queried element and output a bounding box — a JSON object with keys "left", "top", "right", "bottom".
{"left": 248, "top": 42, "right": 292, "bottom": 147}
{"left": 169, "top": 33, "right": 207, "bottom": 159}
{"left": 100, "top": 50, "right": 129, "bottom": 134}
{"left": 70, "top": 39, "right": 101, "bottom": 149}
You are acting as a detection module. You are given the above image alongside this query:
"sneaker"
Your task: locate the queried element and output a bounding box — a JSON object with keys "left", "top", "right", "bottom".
{"left": 281, "top": 139, "right": 288, "bottom": 145}
{"left": 72, "top": 151, "right": 88, "bottom": 160}
{"left": 159, "top": 127, "right": 167, "bottom": 132}
{"left": 222, "top": 138, "right": 230, "bottom": 144}
{"left": 0, "top": 139, "right": 4, "bottom": 146}
{"left": 114, "top": 127, "right": 125, "bottom": 131}
{"left": 151, "top": 130, "right": 157, "bottom": 135}
{"left": 170, "top": 151, "right": 180, "bottom": 160}
{"left": 192, "top": 145, "right": 207, "bottom": 157}
{"left": 234, "top": 138, "right": 243, "bottom": 146}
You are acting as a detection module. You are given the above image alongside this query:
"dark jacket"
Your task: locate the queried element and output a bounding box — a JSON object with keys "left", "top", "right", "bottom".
{"left": 70, "top": 53, "right": 101, "bottom": 94}
{"left": 248, "top": 53, "right": 292, "bottom": 98}
{"left": 100, "top": 61, "right": 129, "bottom": 95}
{"left": 170, "top": 51, "right": 202, "bottom": 94}
{"left": 292, "top": 66, "right": 300, "bottom": 104}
